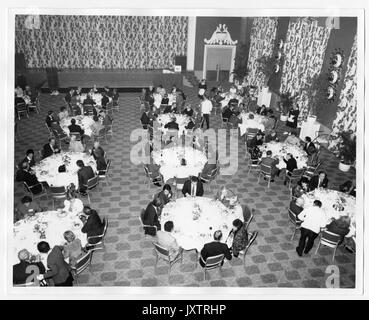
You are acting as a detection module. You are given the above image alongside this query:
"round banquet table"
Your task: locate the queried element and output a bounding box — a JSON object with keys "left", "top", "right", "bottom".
{"left": 261, "top": 141, "right": 308, "bottom": 169}
{"left": 152, "top": 146, "right": 208, "bottom": 183}
{"left": 302, "top": 188, "right": 356, "bottom": 237}
{"left": 155, "top": 113, "right": 190, "bottom": 136}
{"left": 238, "top": 112, "right": 267, "bottom": 136}
{"left": 12, "top": 210, "right": 87, "bottom": 266}
{"left": 160, "top": 197, "right": 243, "bottom": 252}
{"left": 60, "top": 115, "right": 95, "bottom": 137}
{"left": 34, "top": 152, "right": 97, "bottom": 188}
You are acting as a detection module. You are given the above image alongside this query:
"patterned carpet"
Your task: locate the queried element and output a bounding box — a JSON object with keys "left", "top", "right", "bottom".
{"left": 13, "top": 86, "right": 356, "bottom": 288}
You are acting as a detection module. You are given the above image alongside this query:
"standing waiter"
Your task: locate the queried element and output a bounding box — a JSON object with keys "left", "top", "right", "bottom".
{"left": 200, "top": 93, "right": 213, "bottom": 130}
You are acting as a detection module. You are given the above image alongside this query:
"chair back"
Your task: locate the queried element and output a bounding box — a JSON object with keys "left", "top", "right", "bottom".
{"left": 70, "top": 132, "right": 81, "bottom": 141}
{"left": 174, "top": 176, "right": 188, "bottom": 188}
{"left": 203, "top": 254, "right": 224, "bottom": 269}
{"left": 16, "top": 102, "right": 27, "bottom": 112}
{"left": 242, "top": 205, "right": 254, "bottom": 226}
{"left": 320, "top": 230, "right": 342, "bottom": 248}
{"left": 74, "top": 250, "right": 93, "bottom": 275}
{"left": 140, "top": 209, "right": 146, "bottom": 226}
{"left": 153, "top": 242, "right": 170, "bottom": 258}
{"left": 288, "top": 208, "right": 301, "bottom": 226}
{"left": 102, "top": 217, "right": 108, "bottom": 237}
{"left": 87, "top": 175, "right": 99, "bottom": 189}
{"left": 260, "top": 163, "right": 272, "bottom": 176}
{"left": 291, "top": 168, "right": 305, "bottom": 179}
{"left": 244, "top": 231, "right": 258, "bottom": 254}
{"left": 49, "top": 186, "right": 66, "bottom": 198}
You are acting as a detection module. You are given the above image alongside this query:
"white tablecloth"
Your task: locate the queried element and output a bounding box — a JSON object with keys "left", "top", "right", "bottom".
{"left": 12, "top": 210, "right": 87, "bottom": 265}
{"left": 261, "top": 142, "right": 308, "bottom": 169}
{"left": 34, "top": 152, "right": 96, "bottom": 188}
{"left": 238, "top": 112, "right": 267, "bottom": 136}
{"left": 152, "top": 146, "right": 207, "bottom": 182}
{"left": 302, "top": 189, "right": 356, "bottom": 237}
{"left": 60, "top": 115, "right": 95, "bottom": 137}
{"left": 161, "top": 197, "right": 243, "bottom": 251}
{"left": 155, "top": 113, "right": 190, "bottom": 136}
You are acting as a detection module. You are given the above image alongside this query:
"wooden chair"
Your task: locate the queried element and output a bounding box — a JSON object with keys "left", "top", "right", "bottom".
{"left": 49, "top": 186, "right": 67, "bottom": 210}
{"left": 302, "top": 162, "right": 322, "bottom": 181}
{"left": 242, "top": 206, "right": 255, "bottom": 230}
{"left": 247, "top": 158, "right": 260, "bottom": 175}
{"left": 140, "top": 209, "right": 157, "bottom": 237}
{"left": 153, "top": 242, "right": 183, "bottom": 278}
{"left": 288, "top": 208, "right": 302, "bottom": 240}
{"left": 70, "top": 250, "right": 93, "bottom": 286}
{"left": 173, "top": 176, "right": 188, "bottom": 194}
{"left": 285, "top": 168, "right": 306, "bottom": 189}
{"left": 200, "top": 254, "right": 225, "bottom": 281}
{"left": 98, "top": 159, "right": 111, "bottom": 187}
{"left": 23, "top": 181, "right": 48, "bottom": 201}
{"left": 27, "top": 97, "right": 41, "bottom": 114}
{"left": 315, "top": 230, "right": 342, "bottom": 262}
{"left": 84, "top": 175, "right": 99, "bottom": 204}
{"left": 143, "top": 165, "right": 163, "bottom": 189}
{"left": 257, "top": 163, "right": 273, "bottom": 188}
{"left": 238, "top": 231, "right": 258, "bottom": 266}
{"left": 16, "top": 102, "right": 29, "bottom": 120}
{"left": 86, "top": 218, "right": 108, "bottom": 252}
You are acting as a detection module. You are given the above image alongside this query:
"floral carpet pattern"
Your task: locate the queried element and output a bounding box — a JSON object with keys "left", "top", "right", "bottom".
{"left": 13, "top": 86, "right": 356, "bottom": 288}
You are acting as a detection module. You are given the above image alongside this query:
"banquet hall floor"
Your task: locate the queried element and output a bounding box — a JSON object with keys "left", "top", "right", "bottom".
{"left": 13, "top": 88, "right": 356, "bottom": 288}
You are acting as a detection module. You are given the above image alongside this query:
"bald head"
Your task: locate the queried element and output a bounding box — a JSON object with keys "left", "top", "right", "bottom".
{"left": 18, "top": 249, "right": 30, "bottom": 262}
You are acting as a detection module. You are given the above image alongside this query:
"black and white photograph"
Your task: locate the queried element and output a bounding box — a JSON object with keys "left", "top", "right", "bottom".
{"left": 1, "top": 0, "right": 367, "bottom": 300}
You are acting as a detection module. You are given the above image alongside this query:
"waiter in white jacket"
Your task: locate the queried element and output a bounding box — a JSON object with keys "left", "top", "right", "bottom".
{"left": 200, "top": 93, "right": 213, "bottom": 130}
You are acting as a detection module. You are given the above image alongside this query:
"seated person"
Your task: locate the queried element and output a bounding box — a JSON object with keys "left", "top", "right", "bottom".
{"left": 45, "top": 110, "right": 59, "bottom": 128}
{"left": 68, "top": 118, "right": 84, "bottom": 136}
{"left": 17, "top": 161, "right": 42, "bottom": 194}
{"left": 222, "top": 106, "right": 234, "bottom": 122}
{"left": 62, "top": 230, "right": 84, "bottom": 267}
{"left": 326, "top": 216, "right": 351, "bottom": 243}
{"left": 15, "top": 196, "right": 42, "bottom": 222}
{"left": 297, "top": 177, "right": 310, "bottom": 194}
{"left": 13, "top": 249, "right": 45, "bottom": 285}
{"left": 229, "top": 219, "right": 258, "bottom": 258}
{"left": 69, "top": 135, "right": 84, "bottom": 153}
{"left": 303, "top": 136, "right": 317, "bottom": 156}
{"left": 19, "top": 149, "right": 36, "bottom": 168}
{"left": 182, "top": 176, "right": 204, "bottom": 197}
{"left": 156, "top": 221, "right": 181, "bottom": 258}
{"left": 71, "top": 104, "right": 82, "bottom": 116}
{"left": 58, "top": 106, "right": 69, "bottom": 121}
{"left": 260, "top": 150, "right": 280, "bottom": 182}
{"left": 248, "top": 131, "right": 264, "bottom": 149}
{"left": 76, "top": 160, "right": 95, "bottom": 196}
{"left": 306, "top": 150, "right": 319, "bottom": 167}
{"left": 264, "top": 131, "right": 279, "bottom": 143}
{"left": 140, "top": 109, "right": 153, "bottom": 129}
{"left": 229, "top": 112, "right": 242, "bottom": 128}
{"left": 339, "top": 179, "right": 356, "bottom": 197}
{"left": 283, "top": 153, "right": 297, "bottom": 185}
{"left": 289, "top": 197, "right": 305, "bottom": 220}
{"left": 95, "top": 151, "right": 107, "bottom": 175}
{"left": 83, "top": 103, "right": 97, "bottom": 117}
{"left": 292, "top": 184, "right": 305, "bottom": 199}
{"left": 161, "top": 94, "right": 169, "bottom": 105}
{"left": 80, "top": 206, "right": 104, "bottom": 244}
{"left": 309, "top": 171, "right": 329, "bottom": 191}
{"left": 100, "top": 110, "right": 113, "bottom": 126}
{"left": 164, "top": 116, "right": 179, "bottom": 130}
{"left": 182, "top": 105, "right": 194, "bottom": 117}
{"left": 90, "top": 115, "right": 104, "bottom": 139}
{"left": 142, "top": 197, "right": 162, "bottom": 236}
{"left": 256, "top": 104, "right": 267, "bottom": 116}
{"left": 214, "top": 186, "right": 233, "bottom": 206}
{"left": 90, "top": 141, "right": 105, "bottom": 160}
{"left": 284, "top": 132, "right": 301, "bottom": 146}
{"left": 43, "top": 137, "right": 61, "bottom": 158}
{"left": 264, "top": 115, "right": 277, "bottom": 134}
{"left": 101, "top": 92, "right": 110, "bottom": 108}
{"left": 156, "top": 184, "right": 173, "bottom": 207}
{"left": 185, "top": 117, "right": 196, "bottom": 130}
{"left": 83, "top": 94, "right": 96, "bottom": 106}
{"left": 163, "top": 104, "right": 175, "bottom": 114}
{"left": 199, "top": 230, "right": 232, "bottom": 267}
{"left": 64, "top": 88, "right": 74, "bottom": 106}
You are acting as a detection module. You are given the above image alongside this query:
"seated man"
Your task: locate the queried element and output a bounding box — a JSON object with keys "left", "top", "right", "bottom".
{"left": 161, "top": 94, "right": 169, "bottom": 106}
{"left": 19, "top": 149, "right": 36, "bottom": 168}
{"left": 182, "top": 176, "right": 204, "bottom": 197}
{"left": 100, "top": 110, "right": 113, "bottom": 127}
{"left": 45, "top": 110, "right": 59, "bottom": 128}
{"left": 185, "top": 117, "right": 196, "bottom": 130}
{"left": 164, "top": 117, "right": 179, "bottom": 131}
{"left": 83, "top": 93, "right": 96, "bottom": 107}
{"left": 43, "top": 137, "right": 61, "bottom": 158}
{"left": 140, "top": 109, "right": 153, "bottom": 129}
{"left": 309, "top": 171, "right": 329, "bottom": 191}
{"left": 76, "top": 160, "right": 95, "bottom": 196}
{"left": 90, "top": 141, "right": 105, "bottom": 160}
{"left": 264, "top": 131, "right": 279, "bottom": 143}
{"left": 248, "top": 131, "right": 264, "bottom": 149}
{"left": 283, "top": 153, "right": 297, "bottom": 185}
{"left": 156, "top": 184, "right": 173, "bottom": 207}
{"left": 326, "top": 216, "right": 351, "bottom": 243}
{"left": 260, "top": 150, "right": 280, "bottom": 182}
{"left": 17, "top": 161, "right": 43, "bottom": 194}
{"left": 156, "top": 221, "right": 181, "bottom": 258}
{"left": 13, "top": 249, "right": 45, "bottom": 285}
{"left": 284, "top": 131, "right": 300, "bottom": 146}
{"left": 90, "top": 115, "right": 104, "bottom": 140}
{"left": 264, "top": 115, "right": 277, "bottom": 134}
{"left": 222, "top": 106, "right": 234, "bottom": 121}
{"left": 182, "top": 105, "right": 194, "bottom": 117}
{"left": 229, "top": 112, "right": 242, "bottom": 129}
{"left": 15, "top": 196, "right": 42, "bottom": 222}
{"left": 303, "top": 136, "right": 317, "bottom": 156}
{"left": 58, "top": 106, "right": 69, "bottom": 121}
{"left": 339, "top": 179, "right": 356, "bottom": 197}
{"left": 101, "top": 92, "right": 110, "bottom": 108}
{"left": 80, "top": 205, "right": 105, "bottom": 244}
{"left": 199, "top": 230, "right": 232, "bottom": 267}
{"left": 68, "top": 118, "right": 84, "bottom": 136}
{"left": 142, "top": 197, "right": 162, "bottom": 236}
{"left": 64, "top": 88, "right": 74, "bottom": 108}
{"left": 289, "top": 197, "right": 305, "bottom": 220}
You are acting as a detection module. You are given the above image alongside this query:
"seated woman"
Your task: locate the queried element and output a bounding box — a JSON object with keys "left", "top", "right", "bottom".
{"left": 58, "top": 106, "right": 69, "bottom": 121}
{"left": 69, "top": 134, "right": 85, "bottom": 153}
{"left": 156, "top": 184, "right": 173, "bottom": 207}
{"left": 297, "top": 177, "right": 310, "bottom": 194}
{"left": 228, "top": 219, "right": 257, "bottom": 258}
{"left": 62, "top": 230, "right": 84, "bottom": 267}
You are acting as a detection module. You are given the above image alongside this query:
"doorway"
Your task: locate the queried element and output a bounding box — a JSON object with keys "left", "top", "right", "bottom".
{"left": 203, "top": 45, "right": 236, "bottom": 83}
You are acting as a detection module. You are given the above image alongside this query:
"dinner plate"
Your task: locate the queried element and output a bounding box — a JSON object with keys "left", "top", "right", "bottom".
{"left": 57, "top": 211, "right": 68, "bottom": 218}
{"left": 28, "top": 215, "right": 38, "bottom": 221}
{"left": 72, "top": 221, "right": 83, "bottom": 230}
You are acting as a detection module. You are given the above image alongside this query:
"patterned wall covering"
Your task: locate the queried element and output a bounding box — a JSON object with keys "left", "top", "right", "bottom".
{"left": 280, "top": 18, "right": 331, "bottom": 123}
{"left": 245, "top": 18, "right": 278, "bottom": 92}
{"left": 15, "top": 15, "right": 188, "bottom": 69}
{"left": 331, "top": 35, "right": 357, "bottom": 135}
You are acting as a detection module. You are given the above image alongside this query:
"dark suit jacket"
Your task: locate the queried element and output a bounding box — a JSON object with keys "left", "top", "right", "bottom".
{"left": 101, "top": 96, "right": 109, "bottom": 107}
{"left": 64, "top": 92, "right": 72, "bottom": 104}
{"left": 284, "top": 157, "right": 297, "bottom": 173}
{"left": 22, "top": 170, "right": 40, "bottom": 187}
{"left": 200, "top": 241, "right": 232, "bottom": 267}
{"left": 161, "top": 98, "right": 169, "bottom": 105}
{"left": 43, "top": 143, "right": 59, "bottom": 159}
{"left": 77, "top": 166, "right": 95, "bottom": 188}
{"left": 164, "top": 121, "right": 179, "bottom": 130}
{"left": 68, "top": 123, "right": 84, "bottom": 135}
{"left": 45, "top": 115, "right": 58, "bottom": 127}
{"left": 222, "top": 108, "right": 234, "bottom": 120}
{"left": 304, "top": 142, "right": 317, "bottom": 156}
{"left": 141, "top": 112, "right": 152, "bottom": 128}
{"left": 13, "top": 261, "right": 46, "bottom": 285}
{"left": 143, "top": 203, "right": 161, "bottom": 235}
{"left": 82, "top": 210, "right": 104, "bottom": 243}
{"left": 309, "top": 175, "right": 329, "bottom": 191}
{"left": 20, "top": 156, "right": 35, "bottom": 168}
{"left": 185, "top": 121, "right": 195, "bottom": 130}
{"left": 182, "top": 180, "right": 204, "bottom": 197}
{"left": 44, "top": 246, "right": 71, "bottom": 285}
{"left": 182, "top": 109, "right": 194, "bottom": 117}
{"left": 289, "top": 200, "right": 303, "bottom": 219}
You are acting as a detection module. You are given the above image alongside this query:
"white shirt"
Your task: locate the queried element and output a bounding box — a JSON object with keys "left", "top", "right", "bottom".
{"left": 201, "top": 100, "right": 213, "bottom": 114}
{"left": 298, "top": 206, "right": 328, "bottom": 234}
{"left": 190, "top": 182, "right": 197, "bottom": 196}
{"left": 156, "top": 230, "right": 179, "bottom": 257}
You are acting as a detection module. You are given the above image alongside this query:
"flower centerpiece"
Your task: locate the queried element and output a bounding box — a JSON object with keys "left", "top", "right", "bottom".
{"left": 192, "top": 203, "right": 201, "bottom": 221}
{"left": 180, "top": 158, "right": 187, "bottom": 166}
{"left": 62, "top": 153, "right": 72, "bottom": 167}
{"left": 33, "top": 222, "right": 48, "bottom": 239}
{"left": 335, "top": 130, "right": 356, "bottom": 172}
